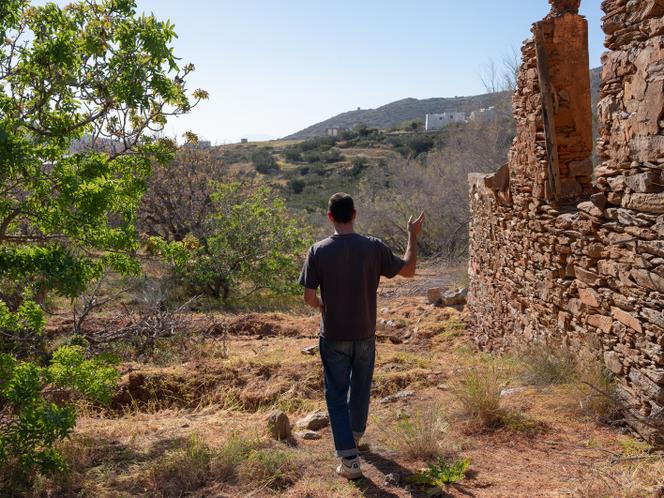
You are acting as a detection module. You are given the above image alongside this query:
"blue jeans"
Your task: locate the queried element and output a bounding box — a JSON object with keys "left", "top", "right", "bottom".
{"left": 319, "top": 336, "right": 376, "bottom": 458}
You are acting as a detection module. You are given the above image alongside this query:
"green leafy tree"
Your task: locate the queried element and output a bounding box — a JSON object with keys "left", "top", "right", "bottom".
{"left": 156, "top": 182, "right": 310, "bottom": 301}
{"left": 0, "top": 0, "right": 206, "bottom": 486}
{"left": 0, "top": 0, "right": 207, "bottom": 315}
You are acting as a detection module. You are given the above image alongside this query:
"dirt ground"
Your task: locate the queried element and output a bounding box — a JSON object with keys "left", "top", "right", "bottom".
{"left": 42, "top": 262, "right": 663, "bottom": 497}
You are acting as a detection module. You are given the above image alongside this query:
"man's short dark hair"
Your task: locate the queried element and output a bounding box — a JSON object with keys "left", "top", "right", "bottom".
{"left": 328, "top": 193, "right": 355, "bottom": 223}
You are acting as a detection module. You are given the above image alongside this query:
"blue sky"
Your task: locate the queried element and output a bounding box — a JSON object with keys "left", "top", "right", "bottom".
{"left": 42, "top": 0, "right": 606, "bottom": 142}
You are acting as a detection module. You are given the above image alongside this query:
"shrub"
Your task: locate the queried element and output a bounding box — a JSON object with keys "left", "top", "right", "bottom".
{"left": 321, "top": 148, "right": 343, "bottom": 163}
{"left": 0, "top": 346, "right": 119, "bottom": 492}
{"left": 288, "top": 178, "right": 306, "bottom": 194}
{"left": 408, "top": 456, "right": 471, "bottom": 489}
{"left": 251, "top": 149, "right": 277, "bottom": 173}
{"left": 155, "top": 182, "right": 311, "bottom": 301}
{"left": 381, "top": 405, "right": 448, "bottom": 460}
{"left": 302, "top": 150, "right": 322, "bottom": 163}
{"left": 283, "top": 147, "right": 302, "bottom": 162}
{"left": 522, "top": 343, "right": 577, "bottom": 386}
{"left": 454, "top": 364, "right": 503, "bottom": 427}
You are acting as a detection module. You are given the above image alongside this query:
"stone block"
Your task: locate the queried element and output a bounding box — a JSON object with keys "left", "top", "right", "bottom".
{"left": 624, "top": 193, "right": 664, "bottom": 214}
{"left": 611, "top": 306, "right": 643, "bottom": 332}
{"left": 624, "top": 171, "right": 662, "bottom": 193}
{"left": 574, "top": 267, "right": 603, "bottom": 286}
{"left": 578, "top": 287, "right": 601, "bottom": 307}
{"left": 587, "top": 314, "right": 613, "bottom": 333}
{"left": 604, "top": 351, "right": 623, "bottom": 374}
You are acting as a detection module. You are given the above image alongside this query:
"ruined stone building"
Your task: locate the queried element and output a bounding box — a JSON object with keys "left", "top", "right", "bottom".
{"left": 468, "top": 0, "right": 664, "bottom": 442}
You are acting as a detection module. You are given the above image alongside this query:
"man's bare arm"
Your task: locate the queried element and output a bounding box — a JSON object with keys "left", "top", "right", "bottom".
{"left": 399, "top": 211, "right": 425, "bottom": 278}
{"left": 303, "top": 287, "right": 323, "bottom": 310}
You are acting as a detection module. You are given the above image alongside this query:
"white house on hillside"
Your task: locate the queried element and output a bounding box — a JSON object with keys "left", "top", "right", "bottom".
{"left": 425, "top": 112, "right": 466, "bottom": 131}
{"left": 469, "top": 107, "right": 498, "bottom": 123}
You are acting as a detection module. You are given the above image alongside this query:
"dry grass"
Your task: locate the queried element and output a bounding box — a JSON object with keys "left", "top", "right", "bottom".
{"left": 237, "top": 447, "right": 301, "bottom": 491}
{"left": 454, "top": 363, "right": 504, "bottom": 428}
{"left": 574, "top": 361, "right": 622, "bottom": 423}
{"left": 147, "top": 435, "right": 212, "bottom": 497}
{"left": 573, "top": 456, "right": 664, "bottom": 497}
{"left": 521, "top": 343, "right": 577, "bottom": 386}
{"left": 380, "top": 404, "right": 449, "bottom": 460}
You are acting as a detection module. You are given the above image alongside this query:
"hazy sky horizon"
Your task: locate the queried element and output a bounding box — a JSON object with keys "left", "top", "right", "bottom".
{"left": 39, "top": 0, "right": 606, "bottom": 143}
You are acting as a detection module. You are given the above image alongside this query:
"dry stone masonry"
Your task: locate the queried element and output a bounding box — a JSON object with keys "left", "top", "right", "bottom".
{"left": 468, "top": 0, "right": 664, "bottom": 442}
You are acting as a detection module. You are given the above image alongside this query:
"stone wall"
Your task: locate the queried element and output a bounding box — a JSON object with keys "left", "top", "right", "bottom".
{"left": 467, "top": 0, "right": 664, "bottom": 442}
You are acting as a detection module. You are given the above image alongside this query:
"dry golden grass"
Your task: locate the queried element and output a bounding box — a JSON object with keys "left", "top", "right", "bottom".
{"left": 520, "top": 342, "right": 578, "bottom": 386}
{"left": 454, "top": 363, "right": 504, "bottom": 428}
{"left": 379, "top": 404, "right": 449, "bottom": 460}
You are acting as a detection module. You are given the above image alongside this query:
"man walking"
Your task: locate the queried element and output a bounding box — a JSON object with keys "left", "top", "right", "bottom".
{"left": 299, "top": 192, "right": 424, "bottom": 479}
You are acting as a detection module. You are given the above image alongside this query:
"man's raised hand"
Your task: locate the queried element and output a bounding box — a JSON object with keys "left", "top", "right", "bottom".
{"left": 408, "top": 211, "right": 425, "bottom": 237}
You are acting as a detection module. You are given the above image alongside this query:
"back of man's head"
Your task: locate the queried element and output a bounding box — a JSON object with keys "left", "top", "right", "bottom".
{"left": 328, "top": 192, "right": 355, "bottom": 224}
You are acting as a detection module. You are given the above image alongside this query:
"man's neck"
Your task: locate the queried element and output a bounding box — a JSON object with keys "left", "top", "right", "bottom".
{"left": 334, "top": 223, "right": 355, "bottom": 235}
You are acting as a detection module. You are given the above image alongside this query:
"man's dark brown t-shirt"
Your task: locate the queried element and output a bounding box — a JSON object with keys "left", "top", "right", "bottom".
{"left": 299, "top": 233, "right": 405, "bottom": 341}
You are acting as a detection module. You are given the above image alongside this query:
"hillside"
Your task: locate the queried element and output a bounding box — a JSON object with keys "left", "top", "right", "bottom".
{"left": 284, "top": 93, "right": 509, "bottom": 140}
{"left": 284, "top": 67, "right": 602, "bottom": 140}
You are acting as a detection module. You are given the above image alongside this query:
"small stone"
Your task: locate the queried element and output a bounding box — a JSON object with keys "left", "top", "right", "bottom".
{"left": 379, "top": 390, "right": 415, "bottom": 404}
{"left": 296, "top": 410, "right": 329, "bottom": 431}
{"left": 440, "top": 288, "right": 468, "bottom": 306}
{"left": 294, "top": 430, "right": 321, "bottom": 440}
{"left": 301, "top": 345, "right": 319, "bottom": 356}
{"left": 500, "top": 387, "right": 527, "bottom": 397}
{"left": 427, "top": 288, "right": 442, "bottom": 305}
{"left": 266, "top": 410, "right": 291, "bottom": 440}
{"left": 383, "top": 473, "right": 401, "bottom": 486}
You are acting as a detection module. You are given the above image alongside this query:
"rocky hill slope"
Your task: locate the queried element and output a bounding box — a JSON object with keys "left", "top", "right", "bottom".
{"left": 284, "top": 68, "right": 601, "bottom": 140}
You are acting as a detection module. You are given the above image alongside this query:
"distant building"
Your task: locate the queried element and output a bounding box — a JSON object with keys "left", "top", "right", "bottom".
{"left": 240, "top": 138, "right": 248, "bottom": 144}
{"left": 425, "top": 112, "right": 466, "bottom": 131}
{"left": 469, "top": 107, "right": 498, "bottom": 123}
{"left": 326, "top": 127, "right": 346, "bottom": 137}
{"left": 198, "top": 140, "right": 212, "bottom": 149}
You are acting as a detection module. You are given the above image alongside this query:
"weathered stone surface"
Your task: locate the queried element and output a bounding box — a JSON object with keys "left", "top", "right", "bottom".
{"left": 266, "top": 410, "right": 291, "bottom": 440}
{"left": 631, "top": 269, "right": 664, "bottom": 292}
{"left": 624, "top": 193, "right": 664, "bottom": 214}
{"left": 624, "top": 172, "right": 662, "bottom": 193}
{"left": 629, "top": 369, "right": 664, "bottom": 403}
{"left": 467, "top": 0, "right": 664, "bottom": 444}
{"left": 604, "top": 351, "right": 623, "bottom": 374}
{"left": 575, "top": 267, "right": 603, "bottom": 286}
{"left": 295, "top": 410, "right": 329, "bottom": 431}
{"left": 611, "top": 306, "right": 643, "bottom": 333}
{"left": 578, "top": 287, "right": 601, "bottom": 307}
{"left": 587, "top": 314, "right": 613, "bottom": 333}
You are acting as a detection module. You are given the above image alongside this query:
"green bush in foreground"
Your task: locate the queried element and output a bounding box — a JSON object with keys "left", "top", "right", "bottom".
{"left": 0, "top": 346, "right": 118, "bottom": 491}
